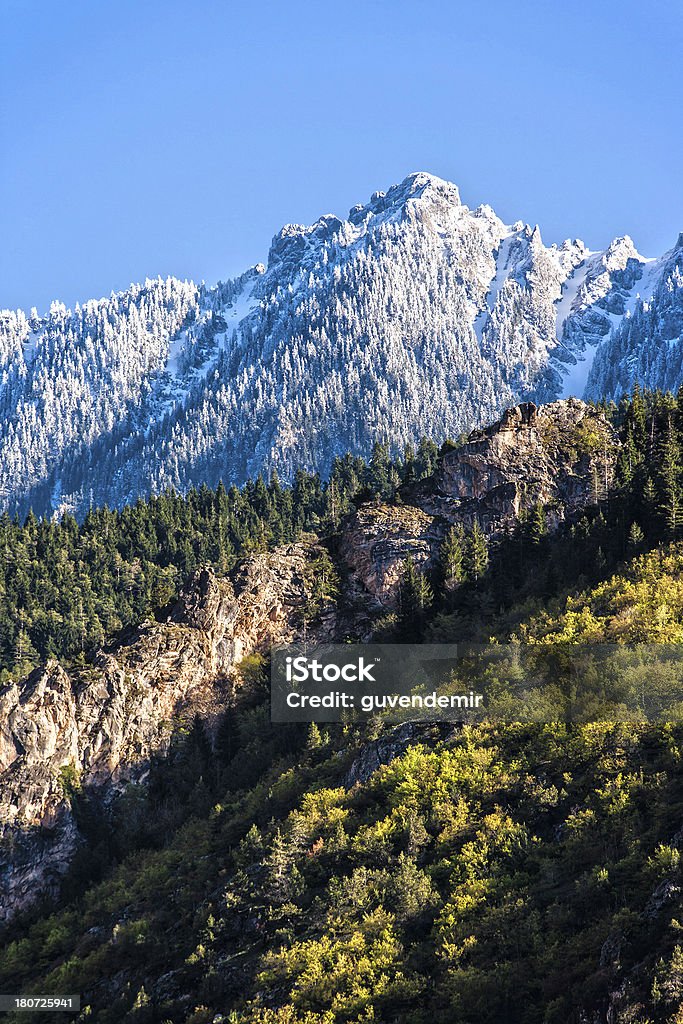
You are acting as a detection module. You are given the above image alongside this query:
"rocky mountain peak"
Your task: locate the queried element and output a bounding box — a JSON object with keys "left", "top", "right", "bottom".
{"left": 349, "top": 171, "right": 462, "bottom": 226}
{"left": 601, "top": 234, "right": 643, "bottom": 272}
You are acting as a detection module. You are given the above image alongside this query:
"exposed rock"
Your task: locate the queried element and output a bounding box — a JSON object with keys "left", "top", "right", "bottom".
{"left": 340, "top": 398, "right": 618, "bottom": 608}
{"left": 599, "top": 931, "right": 626, "bottom": 968}
{"left": 0, "top": 540, "right": 336, "bottom": 924}
{"left": 429, "top": 397, "right": 618, "bottom": 535}
{"left": 339, "top": 503, "right": 442, "bottom": 609}
{"left": 344, "top": 723, "right": 436, "bottom": 787}
{"left": 643, "top": 877, "right": 681, "bottom": 919}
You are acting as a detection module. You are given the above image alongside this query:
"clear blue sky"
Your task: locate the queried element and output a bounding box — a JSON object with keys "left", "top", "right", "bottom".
{"left": 2, "top": 0, "right": 682, "bottom": 313}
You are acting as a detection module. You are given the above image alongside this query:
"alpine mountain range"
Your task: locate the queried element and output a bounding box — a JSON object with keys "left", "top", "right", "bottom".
{"left": 2, "top": 170, "right": 682, "bottom": 520}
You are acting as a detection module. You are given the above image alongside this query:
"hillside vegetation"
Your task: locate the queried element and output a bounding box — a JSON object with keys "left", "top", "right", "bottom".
{"left": 4, "top": 389, "right": 683, "bottom": 1022}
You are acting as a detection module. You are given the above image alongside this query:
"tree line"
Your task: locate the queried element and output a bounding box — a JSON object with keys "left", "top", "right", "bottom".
{"left": 0, "top": 438, "right": 441, "bottom": 679}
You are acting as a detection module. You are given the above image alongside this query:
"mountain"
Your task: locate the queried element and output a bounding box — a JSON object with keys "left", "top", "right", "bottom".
{"left": 5, "top": 393, "right": 683, "bottom": 1023}
{"left": 0, "top": 396, "right": 624, "bottom": 925}
{"left": 586, "top": 233, "right": 683, "bottom": 399}
{"left": 1, "top": 171, "right": 681, "bottom": 520}
{"left": 0, "top": 542, "right": 334, "bottom": 923}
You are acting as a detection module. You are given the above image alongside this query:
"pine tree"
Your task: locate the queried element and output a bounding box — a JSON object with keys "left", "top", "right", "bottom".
{"left": 629, "top": 382, "right": 648, "bottom": 448}
{"left": 465, "top": 521, "right": 489, "bottom": 583}
{"left": 440, "top": 524, "right": 466, "bottom": 589}
{"left": 416, "top": 436, "right": 439, "bottom": 480}
{"left": 676, "top": 383, "right": 683, "bottom": 443}
{"left": 183, "top": 714, "right": 212, "bottom": 785}
{"left": 643, "top": 475, "right": 659, "bottom": 535}
{"left": 402, "top": 443, "right": 416, "bottom": 484}
{"left": 628, "top": 521, "right": 645, "bottom": 552}
{"left": 306, "top": 722, "right": 323, "bottom": 750}
{"left": 657, "top": 419, "right": 682, "bottom": 537}
{"left": 264, "top": 829, "right": 304, "bottom": 905}
{"left": 398, "top": 556, "right": 433, "bottom": 640}
{"left": 215, "top": 707, "right": 240, "bottom": 772}
{"left": 529, "top": 503, "right": 547, "bottom": 547}
{"left": 616, "top": 428, "right": 640, "bottom": 489}
{"left": 593, "top": 546, "right": 607, "bottom": 579}
{"left": 368, "top": 441, "right": 391, "bottom": 499}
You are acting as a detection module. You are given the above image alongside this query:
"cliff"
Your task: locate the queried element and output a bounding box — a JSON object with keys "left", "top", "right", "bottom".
{"left": 0, "top": 539, "right": 335, "bottom": 923}
{"left": 340, "top": 398, "right": 618, "bottom": 606}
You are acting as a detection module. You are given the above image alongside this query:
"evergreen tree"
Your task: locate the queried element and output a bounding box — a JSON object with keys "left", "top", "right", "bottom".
{"left": 643, "top": 476, "right": 659, "bottom": 536}
{"left": 629, "top": 381, "right": 648, "bottom": 448}
{"left": 465, "top": 521, "right": 489, "bottom": 583}
{"left": 529, "top": 503, "right": 547, "bottom": 547}
{"left": 657, "top": 420, "right": 682, "bottom": 536}
{"left": 402, "top": 443, "right": 416, "bottom": 484}
{"left": 439, "top": 524, "right": 466, "bottom": 590}
{"left": 368, "top": 441, "right": 392, "bottom": 499}
{"left": 398, "top": 556, "right": 434, "bottom": 640}
{"left": 215, "top": 707, "right": 240, "bottom": 774}
{"left": 415, "top": 437, "right": 439, "bottom": 480}
{"left": 628, "top": 521, "right": 645, "bottom": 552}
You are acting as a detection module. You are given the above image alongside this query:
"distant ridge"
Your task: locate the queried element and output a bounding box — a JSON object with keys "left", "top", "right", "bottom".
{"left": 1, "top": 171, "right": 682, "bottom": 519}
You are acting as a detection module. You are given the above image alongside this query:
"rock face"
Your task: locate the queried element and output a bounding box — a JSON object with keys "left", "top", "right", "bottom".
{"left": 339, "top": 503, "right": 442, "bottom": 611}
{"left": 340, "top": 398, "right": 618, "bottom": 607}
{"left": 344, "top": 723, "right": 446, "bottom": 788}
{"left": 0, "top": 540, "right": 335, "bottom": 924}
{"left": 431, "top": 397, "right": 618, "bottom": 533}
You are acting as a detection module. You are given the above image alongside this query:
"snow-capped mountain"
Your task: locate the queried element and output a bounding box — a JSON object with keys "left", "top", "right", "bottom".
{"left": 585, "top": 234, "right": 683, "bottom": 400}
{"left": 1, "top": 171, "right": 681, "bottom": 519}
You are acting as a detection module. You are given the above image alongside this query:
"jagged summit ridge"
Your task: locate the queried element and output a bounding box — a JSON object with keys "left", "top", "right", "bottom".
{"left": 0, "top": 172, "right": 682, "bottom": 519}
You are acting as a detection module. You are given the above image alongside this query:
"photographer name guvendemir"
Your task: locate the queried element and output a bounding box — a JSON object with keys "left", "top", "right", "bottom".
{"left": 283, "top": 654, "right": 483, "bottom": 712}
{"left": 285, "top": 689, "right": 484, "bottom": 711}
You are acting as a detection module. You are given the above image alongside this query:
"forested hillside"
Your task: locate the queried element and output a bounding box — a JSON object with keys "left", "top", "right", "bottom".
{"left": 4, "top": 384, "right": 683, "bottom": 682}
{"left": 4, "top": 389, "right": 683, "bottom": 1023}
{"left": 0, "top": 436, "right": 442, "bottom": 682}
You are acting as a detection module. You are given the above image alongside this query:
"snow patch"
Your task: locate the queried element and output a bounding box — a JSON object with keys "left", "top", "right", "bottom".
{"left": 165, "top": 277, "right": 261, "bottom": 380}
{"left": 625, "top": 257, "right": 660, "bottom": 315}
{"left": 559, "top": 340, "right": 600, "bottom": 399}
{"left": 473, "top": 230, "right": 515, "bottom": 341}
{"left": 555, "top": 259, "right": 591, "bottom": 342}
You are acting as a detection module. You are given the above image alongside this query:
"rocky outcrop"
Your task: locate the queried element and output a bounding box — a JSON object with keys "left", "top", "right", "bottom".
{"left": 344, "top": 723, "right": 448, "bottom": 787}
{"left": 340, "top": 399, "right": 618, "bottom": 608}
{"left": 339, "top": 503, "right": 442, "bottom": 609}
{"left": 430, "top": 397, "right": 618, "bottom": 533}
{"left": 0, "top": 540, "right": 336, "bottom": 924}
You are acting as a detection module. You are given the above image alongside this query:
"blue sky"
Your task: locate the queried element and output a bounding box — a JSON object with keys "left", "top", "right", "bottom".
{"left": 2, "top": 0, "right": 682, "bottom": 312}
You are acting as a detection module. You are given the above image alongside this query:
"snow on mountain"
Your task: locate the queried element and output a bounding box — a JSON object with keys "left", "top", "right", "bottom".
{"left": 1, "top": 171, "right": 681, "bottom": 519}
{"left": 585, "top": 234, "right": 683, "bottom": 401}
